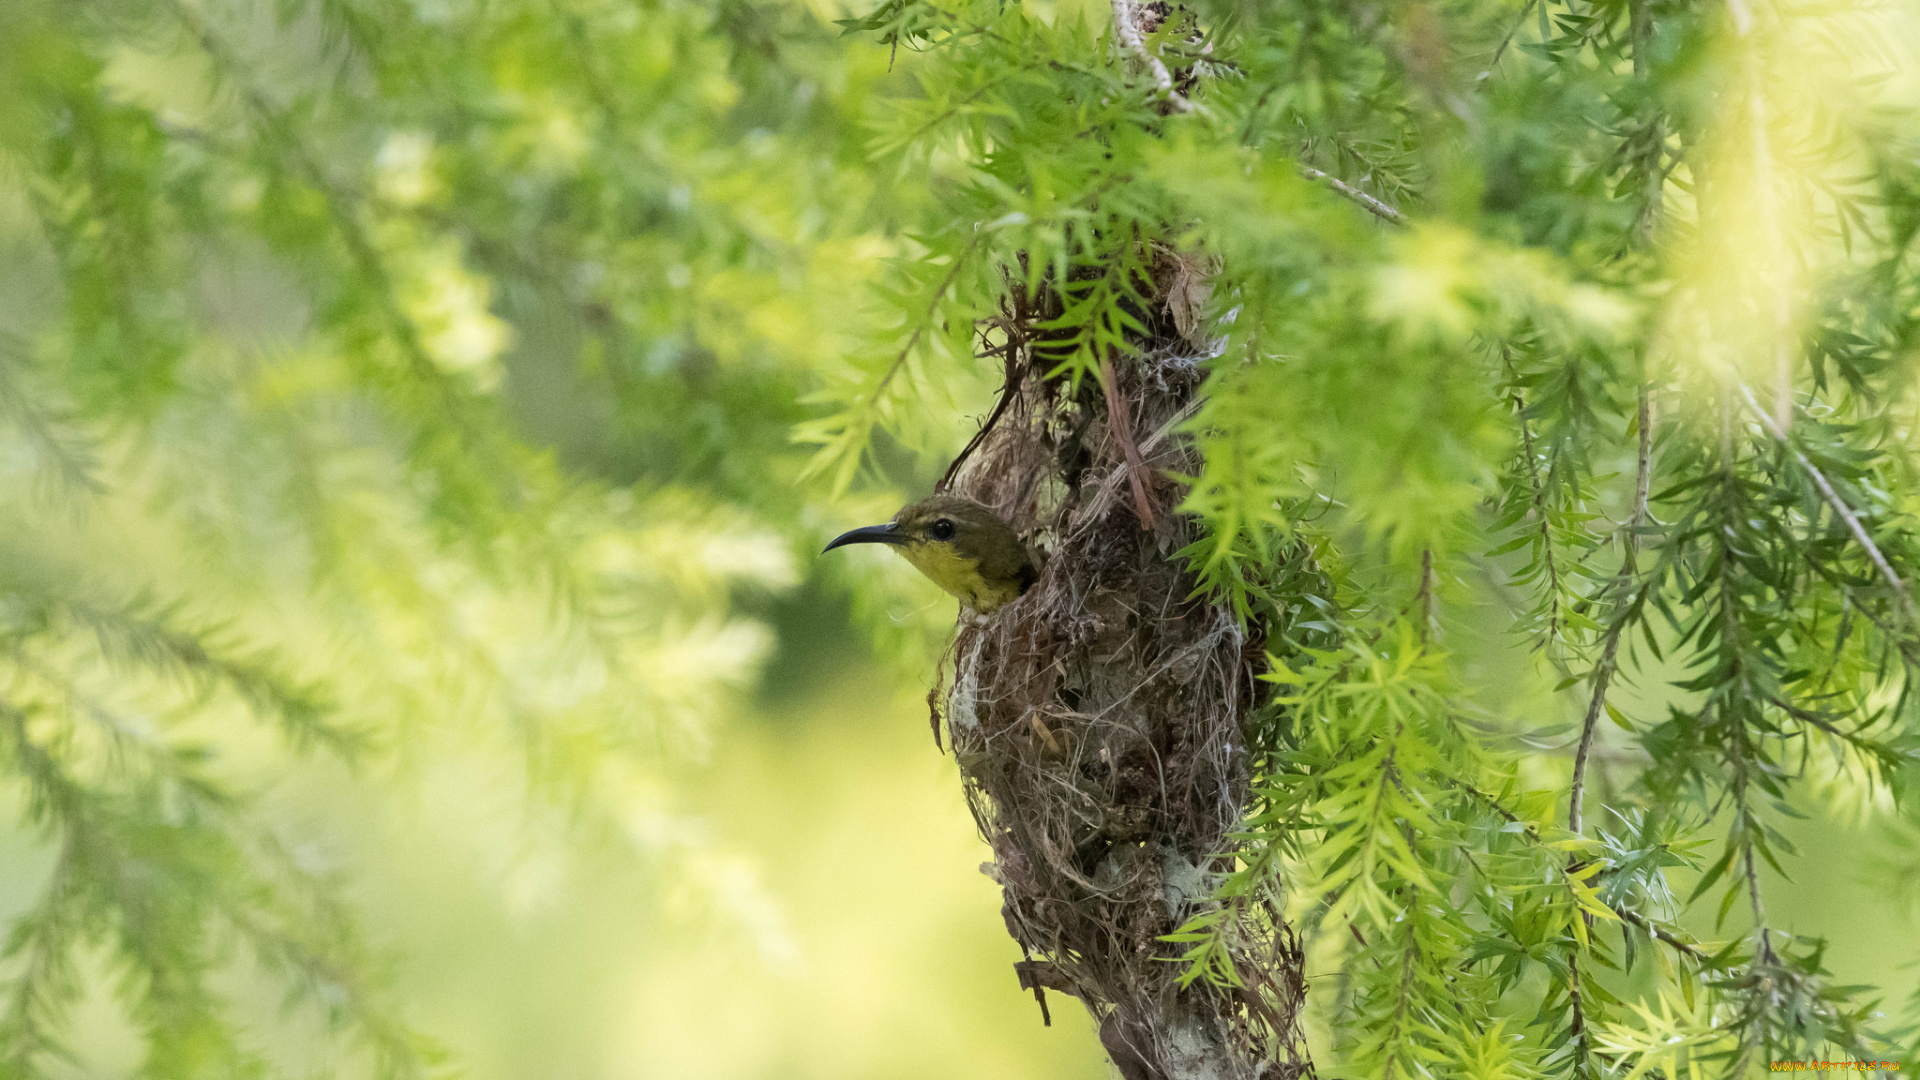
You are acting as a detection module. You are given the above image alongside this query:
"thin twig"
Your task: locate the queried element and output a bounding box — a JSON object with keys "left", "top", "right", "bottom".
{"left": 1567, "top": 960, "right": 1590, "bottom": 1070}
{"left": 1455, "top": 781, "right": 1712, "bottom": 966}
{"left": 869, "top": 237, "right": 981, "bottom": 408}
{"left": 1100, "top": 359, "right": 1156, "bottom": 529}
{"left": 1478, "top": 0, "right": 1541, "bottom": 84}
{"left": 1560, "top": 0, "right": 1662, "bottom": 814}
{"left": 1737, "top": 384, "right": 1919, "bottom": 627}
{"left": 1569, "top": 386, "right": 1652, "bottom": 836}
{"left": 1742, "top": 834, "right": 1775, "bottom": 963}
{"left": 1416, "top": 549, "right": 1437, "bottom": 644}
{"left": 1298, "top": 166, "right": 1406, "bottom": 224}
{"left": 1632, "top": 385, "right": 1655, "bottom": 530}
{"left": 1628, "top": 0, "right": 1664, "bottom": 248}
{"left": 1513, "top": 385, "right": 1567, "bottom": 651}
{"left": 1110, "top": 0, "right": 1191, "bottom": 112}
{"left": 1615, "top": 906, "right": 1710, "bottom": 964}
{"left": 938, "top": 334, "right": 1026, "bottom": 492}
{"left": 1566, "top": 653, "right": 1618, "bottom": 834}
{"left": 1563, "top": 387, "right": 1649, "bottom": 1080}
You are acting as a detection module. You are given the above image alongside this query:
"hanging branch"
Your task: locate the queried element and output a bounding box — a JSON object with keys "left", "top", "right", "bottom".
{"left": 1557, "top": 388, "right": 1651, "bottom": 1077}
{"left": 1512, "top": 384, "right": 1569, "bottom": 657}
{"left": 938, "top": 320, "right": 1028, "bottom": 493}
{"left": 1569, "top": 387, "right": 1653, "bottom": 837}
{"left": 1738, "top": 384, "right": 1919, "bottom": 627}
{"left": 1298, "top": 166, "right": 1406, "bottom": 224}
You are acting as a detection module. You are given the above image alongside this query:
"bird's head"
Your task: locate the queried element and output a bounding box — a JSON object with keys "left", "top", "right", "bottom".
{"left": 823, "top": 494, "right": 1036, "bottom": 613}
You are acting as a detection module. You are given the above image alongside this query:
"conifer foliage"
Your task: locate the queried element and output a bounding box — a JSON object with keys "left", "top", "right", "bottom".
{"left": 813, "top": 0, "right": 1920, "bottom": 1076}
{"left": 0, "top": 0, "right": 861, "bottom": 1076}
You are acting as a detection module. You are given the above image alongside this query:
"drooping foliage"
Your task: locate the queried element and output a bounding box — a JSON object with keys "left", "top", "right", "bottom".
{"left": 810, "top": 0, "right": 1920, "bottom": 1076}
{"left": 0, "top": 1, "right": 900, "bottom": 1076}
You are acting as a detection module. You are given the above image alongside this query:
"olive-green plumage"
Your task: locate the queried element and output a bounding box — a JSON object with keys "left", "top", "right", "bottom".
{"left": 822, "top": 494, "right": 1037, "bottom": 613}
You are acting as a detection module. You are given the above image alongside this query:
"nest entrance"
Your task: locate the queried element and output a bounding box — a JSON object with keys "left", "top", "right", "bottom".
{"left": 935, "top": 276, "right": 1313, "bottom": 1080}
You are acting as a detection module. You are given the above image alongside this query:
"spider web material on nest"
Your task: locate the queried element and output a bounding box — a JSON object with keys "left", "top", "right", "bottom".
{"left": 933, "top": 255, "right": 1315, "bottom": 1080}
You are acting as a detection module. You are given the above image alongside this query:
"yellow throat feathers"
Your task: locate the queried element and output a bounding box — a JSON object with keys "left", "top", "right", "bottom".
{"left": 901, "top": 539, "right": 1024, "bottom": 613}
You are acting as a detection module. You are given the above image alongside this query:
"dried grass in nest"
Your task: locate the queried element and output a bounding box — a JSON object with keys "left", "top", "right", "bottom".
{"left": 933, "top": 272, "right": 1312, "bottom": 1080}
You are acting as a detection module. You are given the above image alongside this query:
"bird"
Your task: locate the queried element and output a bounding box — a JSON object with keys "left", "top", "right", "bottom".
{"left": 823, "top": 494, "right": 1038, "bottom": 614}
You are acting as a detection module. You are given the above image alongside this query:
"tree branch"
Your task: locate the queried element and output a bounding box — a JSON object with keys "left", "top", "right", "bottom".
{"left": 1455, "top": 780, "right": 1712, "bottom": 968}
{"left": 1616, "top": 906, "right": 1710, "bottom": 964}
{"left": 1478, "top": 0, "right": 1541, "bottom": 84}
{"left": 1298, "top": 166, "right": 1406, "bottom": 224}
{"left": 1110, "top": 0, "right": 1190, "bottom": 112}
{"left": 1569, "top": 386, "right": 1652, "bottom": 836}
{"left": 1737, "top": 384, "right": 1919, "bottom": 627}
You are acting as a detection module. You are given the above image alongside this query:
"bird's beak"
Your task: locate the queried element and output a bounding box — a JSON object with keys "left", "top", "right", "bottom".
{"left": 822, "top": 522, "right": 909, "bottom": 553}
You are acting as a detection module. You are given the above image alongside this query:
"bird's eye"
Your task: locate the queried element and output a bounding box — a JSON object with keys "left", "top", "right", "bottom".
{"left": 930, "top": 518, "right": 955, "bottom": 541}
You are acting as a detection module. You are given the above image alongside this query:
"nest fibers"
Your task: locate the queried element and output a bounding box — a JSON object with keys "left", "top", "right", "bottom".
{"left": 935, "top": 257, "right": 1313, "bottom": 1080}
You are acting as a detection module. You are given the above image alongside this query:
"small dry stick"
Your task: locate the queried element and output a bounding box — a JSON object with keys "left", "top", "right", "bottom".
{"left": 1110, "top": 0, "right": 1191, "bottom": 112}
{"left": 1100, "top": 356, "right": 1157, "bottom": 530}
{"left": 1298, "top": 166, "right": 1406, "bottom": 225}
{"left": 938, "top": 347, "right": 1025, "bottom": 492}
{"left": 1738, "top": 384, "right": 1920, "bottom": 627}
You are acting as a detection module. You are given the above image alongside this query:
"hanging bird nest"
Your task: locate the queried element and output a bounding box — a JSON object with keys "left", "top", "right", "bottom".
{"left": 934, "top": 249, "right": 1314, "bottom": 1080}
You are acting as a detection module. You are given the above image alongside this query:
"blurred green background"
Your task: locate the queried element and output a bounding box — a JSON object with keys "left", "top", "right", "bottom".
{"left": 0, "top": 638, "right": 1117, "bottom": 1080}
